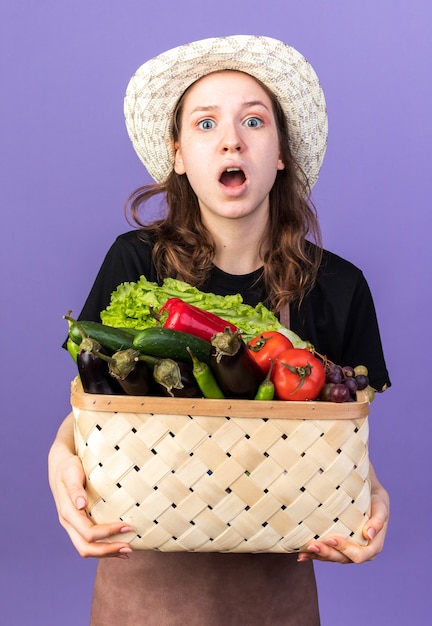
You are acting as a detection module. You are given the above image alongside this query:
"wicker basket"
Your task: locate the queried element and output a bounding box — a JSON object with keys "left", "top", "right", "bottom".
{"left": 71, "top": 378, "right": 371, "bottom": 553}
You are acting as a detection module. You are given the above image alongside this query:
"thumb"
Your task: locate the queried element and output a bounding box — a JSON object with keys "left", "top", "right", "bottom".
{"left": 74, "top": 494, "right": 87, "bottom": 510}
{"left": 362, "top": 525, "right": 377, "bottom": 541}
{"left": 63, "top": 456, "right": 88, "bottom": 510}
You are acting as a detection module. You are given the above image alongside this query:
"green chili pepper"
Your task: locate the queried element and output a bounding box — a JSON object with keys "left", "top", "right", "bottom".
{"left": 254, "top": 360, "right": 275, "bottom": 401}
{"left": 67, "top": 337, "right": 80, "bottom": 364}
{"left": 187, "top": 347, "right": 225, "bottom": 399}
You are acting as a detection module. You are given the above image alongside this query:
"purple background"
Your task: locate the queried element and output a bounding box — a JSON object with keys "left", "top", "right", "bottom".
{"left": 1, "top": 1, "right": 431, "bottom": 624}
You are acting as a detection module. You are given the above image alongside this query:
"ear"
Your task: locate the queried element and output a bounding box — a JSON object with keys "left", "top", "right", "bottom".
{"left": 277, "top": 154, "right": 285, "bottom": 171}
{"left": 174, "top": 142, "right": 186, "bottom": 175}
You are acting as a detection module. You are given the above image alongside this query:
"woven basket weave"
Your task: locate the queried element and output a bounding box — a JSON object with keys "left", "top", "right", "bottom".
{"left": 71, "top": 378, "right": 371, "bottom": 553}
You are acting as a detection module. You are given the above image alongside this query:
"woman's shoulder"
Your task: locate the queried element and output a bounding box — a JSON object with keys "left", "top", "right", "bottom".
{"left": 110, "top": 229, "right": 154, "bottom": 250}
{"left": 105, "top": 230, "right": 156, "bottom": 273}
{"left": 96, "top": 229, "right": 157, "bottom": 287}
{"left": 318, "top": 247, "right": 364, "bottom": 281}
{"left": 77, "top": 230, "right": 157, "bottom": 322}
{"left": 303, "top": 244, "right": 369, "bottom": 309}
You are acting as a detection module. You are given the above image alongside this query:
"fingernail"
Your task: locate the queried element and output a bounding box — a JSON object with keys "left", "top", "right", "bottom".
{"left": 307, "top": 544, "right": 320, "bottom": 553}
{"left": 120, "top": 526, "right": 134, "bottom": 533}
{"left": 326, "top": 538, "right": 338, "bottom": 547}
{"left": 76, "top": 496, "right": 86, "bottom": 510}
{"left": 119, "top": 547, "right": 132, "bottom": 554}
{"left": 367, "top": 527, "right": 376, "bottom": 540}
{"left": 297, "top": 555, "right": 310, "bottom": 563}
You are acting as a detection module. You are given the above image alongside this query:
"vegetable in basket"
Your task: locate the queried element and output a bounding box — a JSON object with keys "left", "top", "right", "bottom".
{"left": 247, "top": 331, "right": 294, "bottom": 376}
{"left": 156, "top": 297, "right": 237, "bottom": 342}
{"left": 68, "top": 320, "right": 138, "bottom": 354}
{"left": 94, "top": 348, "right": 155, "bottom": 396}
{"left": 66, "top": 337, "right": 80, "bottom": 364}
{"left": 254, "top": 361, "right": 275, "bottom": 401}
{"left": 132, "top": 326, "right": 211, "bottom": 364}
{"left": 100, "top": 275, "right": 307, "bottom": 346}
{"left": 210, "top": 327, "right": 263, "bottom": 399}
{"left": 186, "top": 347, "right": 225, "bottom": 399}
{"left": 64, "top": 315, "right": 122, "bottom": 395}
{"left": 272, "top": 348, "right": 326, "bottom": 401}
{"left": 76, "top": 347, "right": 127, "bottom": 397}
{"left": 151, "top": 358, "right": 201, "bottom": 398}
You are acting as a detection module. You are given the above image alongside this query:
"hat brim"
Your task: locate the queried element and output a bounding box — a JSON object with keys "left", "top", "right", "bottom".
{"left": 124, "top": 35, "right": 327, "bottom": 187}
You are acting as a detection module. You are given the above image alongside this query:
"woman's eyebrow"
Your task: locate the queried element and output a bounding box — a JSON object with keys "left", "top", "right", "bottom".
{"left": 189, "top": 100, "right": 269, "bottom": 114}
{"left": 189, "top": 105, "right": 219, "bottom": 114}
{"left": 243, "top": 100, "right": 270, "bottom": 110}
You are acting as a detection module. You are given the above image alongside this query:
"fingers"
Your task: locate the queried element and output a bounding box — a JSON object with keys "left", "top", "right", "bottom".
{"left": 64, "top": 518, "right": 135, "bottom": 559}
{"left": 363, "top": 491, "right": 390, "bottom": 543}
{"left": 61, "top": 455, "right": 89, "bottom": 510}
{"left": 297, "top": 518, "right": 388, "bottom": 564}
{"left": 297, "top": 540, "right": 354, "bottom": 565}
{"left": 297, "top": 540, "right": 360, "bottom": 564}
{"left": 297, "top": 524, "right": 386, "bottom": 565}
{"left": 58, "top": 495, "right": 135, "bottom": 559}
{"left": 298, "top": 469, "right": 391, "bottom": 565}
{"left": 51, "top": 454, "right": 134, "bottom": 559}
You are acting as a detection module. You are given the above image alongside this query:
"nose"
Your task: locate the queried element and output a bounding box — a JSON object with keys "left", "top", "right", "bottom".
{"left": 223, "top": 140, "right": 242, "bottom": 152}
{"left": 221, "top": 123, "right": 243, "bottom": 152}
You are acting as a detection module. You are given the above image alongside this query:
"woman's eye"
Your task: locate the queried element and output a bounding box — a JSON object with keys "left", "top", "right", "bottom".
{"left": 198, "top": 119, "right": 215, "bottom": 130}
{"left": 245, "top": 117, "right": 263, "bottom": 128}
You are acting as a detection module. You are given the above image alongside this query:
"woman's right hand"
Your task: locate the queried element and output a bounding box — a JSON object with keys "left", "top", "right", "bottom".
{"left": 48, "top": 413, "right": 134, "bottom": 559}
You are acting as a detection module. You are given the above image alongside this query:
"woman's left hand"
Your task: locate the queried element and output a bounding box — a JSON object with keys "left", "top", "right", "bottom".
{"left": 297, "top": 463, "right": 390, "bottom": 564}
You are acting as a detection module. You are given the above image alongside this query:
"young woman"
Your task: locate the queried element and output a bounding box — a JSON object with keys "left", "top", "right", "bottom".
{"left": 49, "top": 35, "right": 390, "bottom": 625}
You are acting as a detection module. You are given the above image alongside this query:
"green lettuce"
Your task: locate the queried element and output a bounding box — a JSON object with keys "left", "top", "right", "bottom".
{"left": 100, "top": 275, "right": 306, "bottom": 345}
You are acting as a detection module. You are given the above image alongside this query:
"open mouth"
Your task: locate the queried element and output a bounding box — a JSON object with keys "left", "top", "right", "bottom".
{"left": 219, "top": 167, "right": 246, "bottom": 188}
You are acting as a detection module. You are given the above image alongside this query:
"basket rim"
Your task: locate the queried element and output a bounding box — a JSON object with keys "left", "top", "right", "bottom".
{"left": 70, "top": 378, "right": 369, "bottom": 419}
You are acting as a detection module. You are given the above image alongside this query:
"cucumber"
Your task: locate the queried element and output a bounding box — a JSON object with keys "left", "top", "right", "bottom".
{"left": 133, "top": 327, "right": 211, "bottom": 364}
{"left": 68, "top": 321, "right": 138, "bottom": 354}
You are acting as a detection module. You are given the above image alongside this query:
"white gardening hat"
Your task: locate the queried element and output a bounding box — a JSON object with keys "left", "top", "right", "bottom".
{"left": 124, "top": 35, "right": 327, "bottom": 187}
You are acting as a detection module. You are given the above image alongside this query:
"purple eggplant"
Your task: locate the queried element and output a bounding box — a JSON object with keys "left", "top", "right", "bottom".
{"left": 100, "top": 349, "right": 156, "bottom": 396}
{"left": 152, "top": 358, "right": 202, "bottom": 398}
{"left": 210, "top": 328, "right": 263, "bottom": 399}
{"left": 65, "top": 314, "right": 121, "bottom": 395}
{"left": 116, "top": 359, "right": 155, "bottom": 396}
{"left": 77, "top": 337, "right": 122, "bottom": 395}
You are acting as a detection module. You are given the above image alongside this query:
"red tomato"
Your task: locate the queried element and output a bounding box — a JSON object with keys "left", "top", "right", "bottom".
{"left": 272, "top": 348, "right": 325, "bottom": 401}
{"left": 247, "top": 331, "right": 294, "bottom": 375}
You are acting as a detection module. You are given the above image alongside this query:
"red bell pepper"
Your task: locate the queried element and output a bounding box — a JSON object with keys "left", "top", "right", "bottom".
{"left": 158, "top": 298, "right": 237, "bottom": 342}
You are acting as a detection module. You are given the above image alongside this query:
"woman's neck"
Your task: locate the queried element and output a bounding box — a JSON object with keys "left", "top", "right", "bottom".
{"left": 211, "top": 226, "right": 266, "bottom": 275}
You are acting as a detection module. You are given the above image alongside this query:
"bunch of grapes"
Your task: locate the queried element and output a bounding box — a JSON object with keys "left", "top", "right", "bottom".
{"left": 320, "top": 363, "right": 370, "bottom": 403}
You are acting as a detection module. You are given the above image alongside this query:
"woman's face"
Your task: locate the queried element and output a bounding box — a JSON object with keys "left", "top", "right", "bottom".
{"left": 174, "top": 71, "right": 285, "bottom": 228}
